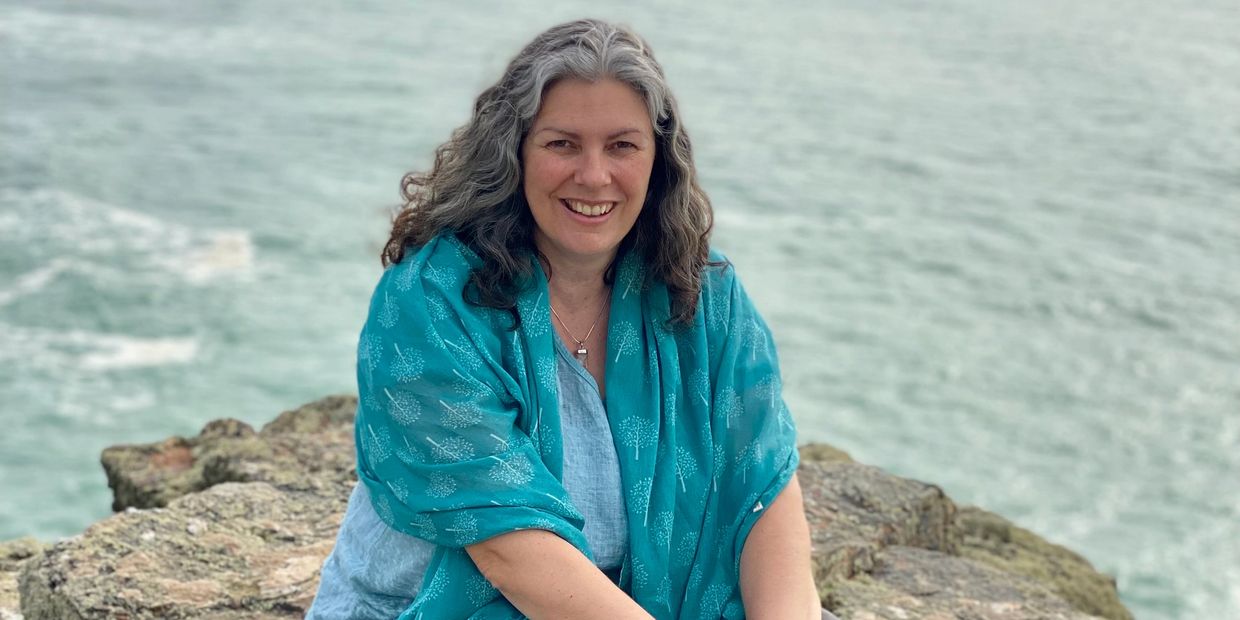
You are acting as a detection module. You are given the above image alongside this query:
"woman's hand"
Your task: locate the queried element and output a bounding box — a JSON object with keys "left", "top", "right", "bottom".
{"left": 739, "top": 473, "right": 821, "bottom": 620}
{"left": 467, "top": 529, "right": 654, "bottom": 620}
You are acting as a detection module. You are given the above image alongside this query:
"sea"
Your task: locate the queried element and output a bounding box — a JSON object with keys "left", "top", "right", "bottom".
{"left": 1, "top": 1, "right": 1237, "bottom": 618}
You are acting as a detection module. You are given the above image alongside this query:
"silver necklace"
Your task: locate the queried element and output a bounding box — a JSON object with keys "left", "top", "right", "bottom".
{"left": 549, "top": 293, "right": 608, "bottom": 363}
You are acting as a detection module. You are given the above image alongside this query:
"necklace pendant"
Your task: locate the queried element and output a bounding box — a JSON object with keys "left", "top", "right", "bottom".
{"left": 575, "top": 345, "right": 588, "bottom": 363}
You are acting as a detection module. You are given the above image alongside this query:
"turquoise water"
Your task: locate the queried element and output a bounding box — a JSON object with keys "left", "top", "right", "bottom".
{"left": 2, "top": 1, "right": 1237, "bottom": 618}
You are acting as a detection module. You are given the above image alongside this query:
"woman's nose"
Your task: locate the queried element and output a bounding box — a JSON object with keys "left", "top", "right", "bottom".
{"left": 574, "top": 149, "right": 611, "bottom": 188}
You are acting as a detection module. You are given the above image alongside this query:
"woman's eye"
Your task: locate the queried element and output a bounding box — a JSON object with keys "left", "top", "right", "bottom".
{"left": 611, "top": 141, "right": 637, "bottom": 151}
{"left": 547, "top": 139, "right": 573, "bottom": 149}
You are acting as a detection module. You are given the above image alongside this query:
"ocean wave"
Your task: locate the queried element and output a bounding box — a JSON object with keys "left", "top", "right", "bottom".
{"left": 0, "top": 323, "right": 198, "bottom": 372}
{"left": 181, "top": 231, "right": 256, "bottom": 285}
{"left": 0, "top": 258, "right": 71, "bottom": 308}
{"left": 78, "top": 336, "right": 199, "bottom": 371}
{"left": 0, "top": 187, "right": 254, "bottom": 286}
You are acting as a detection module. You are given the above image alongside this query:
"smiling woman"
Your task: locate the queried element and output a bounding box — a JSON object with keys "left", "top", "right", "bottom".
{"left": 308, "top": 18, "right": 828, "bottom": 620}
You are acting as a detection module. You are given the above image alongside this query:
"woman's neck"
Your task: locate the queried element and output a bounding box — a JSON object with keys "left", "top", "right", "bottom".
{"left": 544, "top": 258, "right": 610, "bottom": 307}
{"left": 535, "top": 243, "right": 614, "bottom": 306}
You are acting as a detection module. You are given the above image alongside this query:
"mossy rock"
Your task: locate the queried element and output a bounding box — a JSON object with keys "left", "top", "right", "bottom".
{"left": 956, "top": 506, "right": 1132, "bottom": 620}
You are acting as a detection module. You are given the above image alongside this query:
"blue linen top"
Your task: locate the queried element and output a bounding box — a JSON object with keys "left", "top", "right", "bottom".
{"left": 308, "top": 336, "right": 628, "bottom": 619}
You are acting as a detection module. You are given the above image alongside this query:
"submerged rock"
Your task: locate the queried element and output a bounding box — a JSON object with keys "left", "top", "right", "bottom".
{"left": 11, "top": 395, "right": 1130, "bottom": 619}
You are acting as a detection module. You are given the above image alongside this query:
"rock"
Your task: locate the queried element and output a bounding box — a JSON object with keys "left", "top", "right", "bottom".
{"left": 956, "top": 507, "right": 1133, "bottom": 620}
{"left": 799, "top": 443, "right": 855, "bottom": 464}
{"left": 800, "top": 460, "right": 958, "bottom": 583}
{"left": 18, "top": 484, "right": 343, "bottom": 620}
{"left": 2, "top": 537, "right": 45, "bottom": 620}
{"left": 825, "top": 546, "right": 1097, "bottom": 620}
{"left": 798, "top": 460, "right": 1128, "bottom": 619}
{"left": 15, "top": 396, "right": 1131, "bottom": 619}
{"left": 100, "top": 434, "right": 210, "bottom": 512}
{"left": 100, "top": 396, "right": 358, "bottom": 511}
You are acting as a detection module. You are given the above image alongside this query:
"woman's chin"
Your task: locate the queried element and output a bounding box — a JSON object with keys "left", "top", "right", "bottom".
{"left": 535, "top": 232, "right": 624, "bottom": 267}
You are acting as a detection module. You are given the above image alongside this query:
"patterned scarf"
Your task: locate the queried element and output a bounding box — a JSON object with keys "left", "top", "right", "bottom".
{"left": 355, "top": 233, "right": 799, "bottom": 619}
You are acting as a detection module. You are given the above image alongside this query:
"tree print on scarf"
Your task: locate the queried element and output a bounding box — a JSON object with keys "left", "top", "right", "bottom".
{"left": 618, "top": 417, "right": 658, "bottom": 461}
{"left": 617, "top": 257, "right": 645, "bottom": 300}
{"left": 427, "top": 294, "right": 450, "bottom": 322}
{"left": 629, "top": 475, "right": 654, "bottom": 526}
{"left": 384, "top": 387, "right": 421, "bottom": 427}
{"left": 675, "top": 446, "right": 699, "bottom": 492}
{"left": 611, "top": 320, "right": 641, "bottom": 362}
{"left": 384, "top": 477, "right": 409, "bottom": 503}
{"left": 733, "top": 440, "right": 759, "bottom": 484}
{"left": 674, "top": 528, "right": 699, "bottom": 567}
{"left": 446, "top": 512, "right": 479, "bottom": 546}
{"left": 439, "top": 400, "right": 482, "bottom": 430}
{"left": 424, "top": 262, "right": 462, "bottom": 291}
{"left": 517, "top": 290, "right": 551, "bottom": 337}
{"left": 426, "top": 435, "right": 474, "bottom": 463}
{"left": 465, "top": 574, "right": 498, "bottom": 607}
{"left": 377, "top": 291, "right": 400, "bottom": 329}
{"left": 426, "top": 472, "right": 457, "bottom": 498}
{"left": 394, "top": 259, "right": 415, "bottom": 292}
{"left": 442, "top": 335, "right": 483, "bottom": 372}
{"left": 487, "top": 452, "right": 535, "bottom": 485}
{"left": 364, "top": 424, "right": 393, "bottom": 467}
{"left": 690, "top": 368, "right": 711, "bottom": 409}
{"left": 358, "top": 331, "right": 383, "bottom": 375}
{"left": 653, "top": 510, "right": 674, "bottom": 550}
{"left": 390, "top": 343, "right": 424, "bottom": 383}
{"left": 717, "top": 386, "right": 743, "bottom": 430}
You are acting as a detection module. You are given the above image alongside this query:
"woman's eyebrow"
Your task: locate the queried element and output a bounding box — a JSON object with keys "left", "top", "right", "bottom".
{"left": 606, "top": 128, "right": 646, "bottom": 140}
{"left": 533, "top": 127, "right": 647, "bottom": 140}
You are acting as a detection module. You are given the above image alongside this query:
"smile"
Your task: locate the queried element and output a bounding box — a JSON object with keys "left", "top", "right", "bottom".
{"left": 560, "top": 199, "right": 616, "bottom": 217}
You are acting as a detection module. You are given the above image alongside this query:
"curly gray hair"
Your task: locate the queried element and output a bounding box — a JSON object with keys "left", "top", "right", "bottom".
{"left": 383, "top": 18, "right": 714, "bottom": 325}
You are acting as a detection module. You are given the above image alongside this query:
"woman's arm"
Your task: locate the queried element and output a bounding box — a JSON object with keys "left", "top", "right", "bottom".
{"left": 467, "top": 529, "right": 653, "bottom": 620}
{"left": 739, "top": 472, "right": 820, "bottom": 620}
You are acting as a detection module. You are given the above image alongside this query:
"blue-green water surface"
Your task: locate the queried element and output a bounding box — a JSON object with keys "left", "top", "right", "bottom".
{"left": 2, "top": 1, "right": 1237, "bottom": 618}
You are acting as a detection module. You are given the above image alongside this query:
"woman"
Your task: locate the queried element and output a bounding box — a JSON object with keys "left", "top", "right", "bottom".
{"left": 310, "top": 18, "right": 826, "bottom": 620}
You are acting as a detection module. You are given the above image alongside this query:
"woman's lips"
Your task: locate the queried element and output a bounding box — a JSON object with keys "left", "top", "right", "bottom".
{"left": 561, "top": 199, "right": 616, "bottom": 216}
{"left": 560, "top": 199, "right": 617, "bottom": 222}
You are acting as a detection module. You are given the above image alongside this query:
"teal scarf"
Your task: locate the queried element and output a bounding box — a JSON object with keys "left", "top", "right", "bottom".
{"left": 355, "top": 233, "right": 799, "bottom": 619}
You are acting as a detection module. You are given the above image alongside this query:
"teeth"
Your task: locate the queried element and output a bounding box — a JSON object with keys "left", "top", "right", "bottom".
{"left": 566, "top": 200, "right": 614, "bottom": 216}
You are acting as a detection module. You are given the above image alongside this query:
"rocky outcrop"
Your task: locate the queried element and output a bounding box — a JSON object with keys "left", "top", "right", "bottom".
{"left": 9, "top": 395, "right": 1132, "bottom": 620}
{"left": 826, "top": 546, "right": 1098, "bottom": 620}
{"left": 955, "top": 507, "right": 1132, "bottom": 620}
{"left": 2, "top": 537, "right": 44, "bottom": 620}
{"left": 797, "top": 457, "right": 1130, "bottom": 620}
{"left": 99, "top": 395, "right": 358, "bottom": 511}
{"left": 18, "top": 484, "right": 340, "bottom": 620}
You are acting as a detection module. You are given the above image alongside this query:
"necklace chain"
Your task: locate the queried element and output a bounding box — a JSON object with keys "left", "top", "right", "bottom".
{"left": 549, "top": 291, "right": 609, "bottom": 363}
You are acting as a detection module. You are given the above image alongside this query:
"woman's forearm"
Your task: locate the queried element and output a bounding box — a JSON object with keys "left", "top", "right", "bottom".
{"left": 739, "top": 473, "right": 821, "bottom": 620}
{"left": 466, "top": 529, "right": 653, "bottom": 620}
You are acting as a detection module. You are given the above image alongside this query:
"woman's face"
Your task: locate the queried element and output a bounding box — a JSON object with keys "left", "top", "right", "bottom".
{"left": 523, "top": 77, "right": 656, "bottom": 270}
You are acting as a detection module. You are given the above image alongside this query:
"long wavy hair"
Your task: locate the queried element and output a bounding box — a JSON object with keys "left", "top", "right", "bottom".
{"left": 382, "top": 18, "right": 714, "bottom": 325}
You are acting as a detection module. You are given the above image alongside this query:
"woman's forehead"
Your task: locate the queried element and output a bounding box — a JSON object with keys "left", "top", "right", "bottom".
{"left": 530, "top": 78, "right": 654, "bottom": 136}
